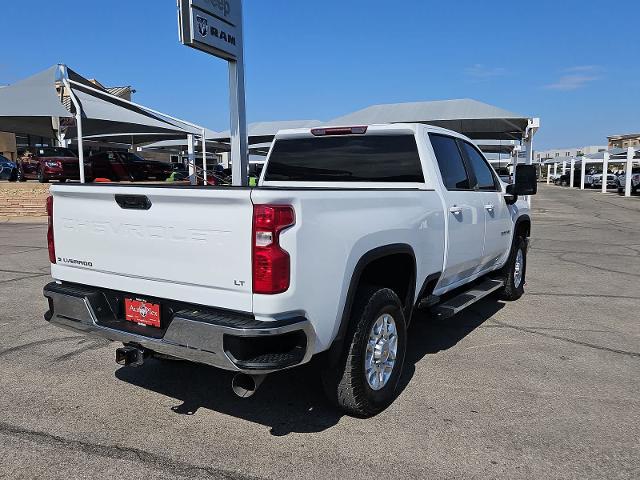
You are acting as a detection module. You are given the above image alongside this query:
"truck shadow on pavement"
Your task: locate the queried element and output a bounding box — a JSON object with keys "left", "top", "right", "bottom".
{"left": 115, "top": 298, "right": 504, "bottom": 436}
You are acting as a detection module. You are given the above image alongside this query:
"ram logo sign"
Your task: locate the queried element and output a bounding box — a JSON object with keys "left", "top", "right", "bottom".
{"left": 178, "top": 0, "right": 243, "bottom": 61}
{"left": 196, "top": 16, "right": 208, "bottom": 37}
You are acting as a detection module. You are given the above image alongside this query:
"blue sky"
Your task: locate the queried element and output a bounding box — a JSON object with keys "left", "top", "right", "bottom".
{"left": 1, "top": 0, "right": 638, "bottom": 149}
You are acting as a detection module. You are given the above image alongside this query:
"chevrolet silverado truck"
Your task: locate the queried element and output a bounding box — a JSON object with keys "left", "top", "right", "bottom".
{"left": 43, "top": 124, "right": 537, "bottom": 417}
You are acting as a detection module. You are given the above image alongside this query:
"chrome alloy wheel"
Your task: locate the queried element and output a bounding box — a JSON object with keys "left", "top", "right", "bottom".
{"left": 514, "top": 248, "right": 524, "bottom": 289}
{"left": 365, "top": 314, "right": 398, "bottom": 391}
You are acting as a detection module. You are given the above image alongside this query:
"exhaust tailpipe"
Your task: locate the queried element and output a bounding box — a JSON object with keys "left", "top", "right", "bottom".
{"left": 116, "top": 346, "right": 146, "bottom": 367}
{"left": 232, "top": 374, "right": 266, "bottom": 398}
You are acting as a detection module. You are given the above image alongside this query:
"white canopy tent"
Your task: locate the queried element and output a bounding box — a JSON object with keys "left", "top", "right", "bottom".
{"left": 545, "top": 147, "right": 639, "bottom": 196}
{"left": 0, "top": 65, "right": 216, "bottom": 183}
{"left": 0, "top": 65, "right": 73, "bottom": 138}
{"left": 327, "top": 99, "right": 536, "bottom": 141}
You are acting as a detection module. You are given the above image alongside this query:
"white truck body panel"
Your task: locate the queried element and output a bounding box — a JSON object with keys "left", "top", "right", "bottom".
{"left": 251, "top": 187, "right": 445, "bottom": 351}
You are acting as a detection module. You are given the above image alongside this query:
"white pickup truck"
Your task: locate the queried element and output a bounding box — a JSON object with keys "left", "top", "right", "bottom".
{"left": 43, "top": 123, "right": 537, "bottom": 417}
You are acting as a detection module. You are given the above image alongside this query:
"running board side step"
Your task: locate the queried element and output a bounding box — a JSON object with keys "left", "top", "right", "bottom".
{"left": 431, "top": 278, "right": 504, "bottom": 320}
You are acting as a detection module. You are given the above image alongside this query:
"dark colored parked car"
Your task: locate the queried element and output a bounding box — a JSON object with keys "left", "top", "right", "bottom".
{"left": 17, "top": 147, "right": 80, "bottom": 183}
{"left": 0, "top": 155, "right": 17, "bottom": 181}
{"left": 86, "top": 151, "right": 173, "bottom": 182}
{"left": 555, "top": 169, "right": 583, "bottom": 187}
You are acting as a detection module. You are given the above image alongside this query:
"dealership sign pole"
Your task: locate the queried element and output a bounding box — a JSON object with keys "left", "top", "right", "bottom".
{"left": 178, "top": 0, "right": 248, "bottom": 186}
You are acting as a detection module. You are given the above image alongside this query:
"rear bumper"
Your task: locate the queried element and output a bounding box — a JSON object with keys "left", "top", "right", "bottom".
{"left": 43, "top": 282, "right": 314, "bottom": 374}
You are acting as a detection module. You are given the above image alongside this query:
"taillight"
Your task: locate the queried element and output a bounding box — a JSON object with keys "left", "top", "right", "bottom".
{"left": 252, "top": 205, "right": 295, "bottom": 294}
{"left": 46, "top": 196, "right": 56, "bottom": 264}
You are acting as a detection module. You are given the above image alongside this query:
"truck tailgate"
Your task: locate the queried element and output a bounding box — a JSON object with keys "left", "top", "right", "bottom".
{"left": 50, "top": 185, "right": 253, "bottom": 312}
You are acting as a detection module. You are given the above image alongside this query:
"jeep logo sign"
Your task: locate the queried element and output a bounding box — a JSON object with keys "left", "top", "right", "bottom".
{"left": 178, "top": 0, "right": 243, "bottom": 61}
{"left": 199, "top": 0, "right": 232, "bottom": 20}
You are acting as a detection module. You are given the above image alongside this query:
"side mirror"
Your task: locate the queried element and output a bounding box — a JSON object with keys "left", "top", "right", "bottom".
{"left": 507, "top": 165, "right": 538, "bottom": 196}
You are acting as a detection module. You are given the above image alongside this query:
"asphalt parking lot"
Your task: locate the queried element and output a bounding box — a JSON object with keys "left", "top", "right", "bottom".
{"left": 0, "top": 184, "right": 638, "bottom": 480}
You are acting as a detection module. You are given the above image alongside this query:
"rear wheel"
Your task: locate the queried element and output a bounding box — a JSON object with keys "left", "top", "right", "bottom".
{"left": 8, "top": 168, "right": 17, "bottom": 182}
{"left": 498, "top": 236, "right": 527, "bottom": 301}
{"left": 322, "top": 286, "right": 407, "bottom": 417}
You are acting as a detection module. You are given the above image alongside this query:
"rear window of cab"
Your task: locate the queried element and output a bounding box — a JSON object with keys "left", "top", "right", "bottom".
{"left": 264, "top": 135, "right": 424, "bottom": 183}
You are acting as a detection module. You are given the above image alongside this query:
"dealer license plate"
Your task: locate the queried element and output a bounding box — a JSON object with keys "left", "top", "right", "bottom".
{"left": 124, "top": 298, "right": 161, "bottom": 328}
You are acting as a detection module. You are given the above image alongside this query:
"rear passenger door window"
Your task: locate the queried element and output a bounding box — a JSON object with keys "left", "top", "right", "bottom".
{"left": 459, "top": 141, "right": 499, "bottom": 191}
{"left": 429, "top": 133, "right": 471, "bottom": 190}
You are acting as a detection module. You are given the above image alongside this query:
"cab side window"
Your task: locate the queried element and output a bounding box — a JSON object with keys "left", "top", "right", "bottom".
{"left": 429, "top": 133, "right": 471, "bottom": 190}
{"left": 459, "top": 141, "right": 499, "bottom": 191}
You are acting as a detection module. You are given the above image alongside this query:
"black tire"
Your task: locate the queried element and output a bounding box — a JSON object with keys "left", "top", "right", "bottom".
{"left": 8, "top": 168, "right": 18, "bottom": 182}
{"left": 58, "top": 178, "right": 67, "bottom": 183}
{"left": 498, "top": 236, "right": 527, "bottom": 301}
{"left": 322, "top": 286, "right": 407, "bottom": 418}
{"left": 37, "top": 167, "right": 48, "bottom": 183}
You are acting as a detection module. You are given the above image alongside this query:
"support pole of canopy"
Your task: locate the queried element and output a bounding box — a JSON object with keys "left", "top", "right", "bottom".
{"left": 570, "top": 157, "right": 575, "bottom": 189}
{"left": 202, "top": 129, "right": 208, "bottom": 186}
{"left": 553, "top": 163, "right": 558, "bottom": 179}
{"left": 187, "top": 134, "right": 196, "bottom": 186}
{"left": 547, "top": 165, "right": 551, "bottom": 184}
{"left": 602, "top": 151, "right": 610, "bottom": 193}
{"left": 625, "top": 147, "right": 633, "bottom": 197}
{"left": 562, "top": 160, "right": 567, "bottom": 175}
{"left": 511, "top": 146, "right": 520, "bottom": 183}
{"left": 229, "top": 57, "right": 249, "bottom": 186}
{"left": 580, "top": 160, "right": 586, "bottom": 190}
{"left": 524, "top": 119, "right": 538, "bottom": 207}
{"left": 62, "top": 67, "right": 85, "bottom": 184}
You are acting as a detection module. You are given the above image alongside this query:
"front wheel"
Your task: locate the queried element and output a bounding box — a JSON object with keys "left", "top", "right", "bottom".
{"left": 498, "top": 236, "right": 527, "bottom": 301}
{"left": 322, "top": 286, "right": 407, "bottom": 417}
{"left": 37, "top": 167, "right": 48, "bottom": 183}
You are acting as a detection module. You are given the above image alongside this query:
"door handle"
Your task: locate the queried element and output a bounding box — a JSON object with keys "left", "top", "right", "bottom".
{"left": 449, "top": 206, "right": 463, "bottom": 215}
{"left": 484, "top": 204, "right": 495, "bottom": 211}
{"left": 115, "top": 194, "right": 152, "bottom": 210}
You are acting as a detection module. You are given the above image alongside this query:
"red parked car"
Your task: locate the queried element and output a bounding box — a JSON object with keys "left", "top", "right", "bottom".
{"left": 17, "top": 147, "right": 80, "bottom": 183}
{"left": 86, "top": 151, "right": 173, "bottom": 182}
